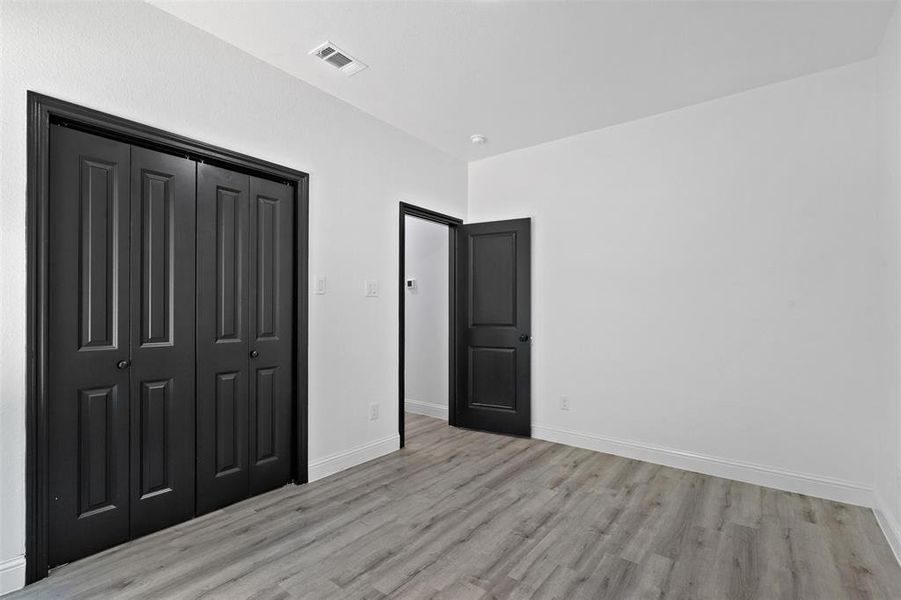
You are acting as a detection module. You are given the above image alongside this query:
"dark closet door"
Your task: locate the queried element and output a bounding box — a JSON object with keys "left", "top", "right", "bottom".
{"left": 196, "top": 164, "right": 250, "bottom": 515}
{"left": 456, "top": 218, "right": 532, "bottom": 437}
{"left": 196, "top": 169, "right": 295, "bottom": 514}
{"left": 248, "top": 176, "right": 294, "bottom": 495}
{"left": 128, "top": 148, "right": 197, "bottom": 537}
{"left": 48, "top": 125, "right": 132, "bottom": 566}
{"left": 43, "top": 117, "right": 300, "bottom": 570}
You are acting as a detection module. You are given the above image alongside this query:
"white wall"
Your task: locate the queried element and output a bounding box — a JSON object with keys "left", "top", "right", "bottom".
{"left": 404, "top": 216, "right": 450, "bottom": 420}
{"left": 469, "top": 59, "right": 893, "bottom": 507}
{"left": 0, "top": 2, "right": 466, "bottom": 593}
{"left": 875, "top": 3, "right": 901, "bottom": 563}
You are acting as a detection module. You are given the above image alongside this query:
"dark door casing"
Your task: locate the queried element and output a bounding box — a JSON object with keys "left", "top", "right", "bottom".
{"left": 456, "top": 218, "right": 532, "bottom": 437}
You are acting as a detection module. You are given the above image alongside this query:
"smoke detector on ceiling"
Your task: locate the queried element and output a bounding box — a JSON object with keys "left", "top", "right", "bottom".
{"left": 309, "top": 41, "right": 368, "bottom": 76}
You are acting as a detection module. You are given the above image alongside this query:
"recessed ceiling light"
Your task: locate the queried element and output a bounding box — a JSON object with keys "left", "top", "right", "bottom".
{"left": 470, "top": 134, "right": 487, "bottom": 145}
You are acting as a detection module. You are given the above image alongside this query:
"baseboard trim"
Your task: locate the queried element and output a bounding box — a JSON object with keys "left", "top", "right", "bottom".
{"left": 308, "top": 434, "right": 400, "bottom": 482}
{"left": 532, "top": 424, "right": 873, "bottom": 507}
{"left": 405, "top": 398, "right": 448, "bottom": 420}
{"left": 874, "top": 493, "right": 901, "bottom": 567}
{"left": 0, "top": 554, "right": 26, "bottom": 597}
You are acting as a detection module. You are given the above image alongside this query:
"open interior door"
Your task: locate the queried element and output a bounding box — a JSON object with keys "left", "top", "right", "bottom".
{"left": 455, "top": 218, "right": 531, "bottom": 436}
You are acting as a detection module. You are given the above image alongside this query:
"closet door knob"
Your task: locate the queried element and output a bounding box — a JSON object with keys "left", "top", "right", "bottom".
{"left": 116, "top": 359, "right": 131, "bottom": 370}
{"left": 249, "top": 350, "right": 259, "bottom": 359}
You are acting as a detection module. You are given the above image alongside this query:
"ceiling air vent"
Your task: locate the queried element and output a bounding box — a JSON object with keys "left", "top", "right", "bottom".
{"left": 309, "top": 41, "right": 368, "bottom": 76}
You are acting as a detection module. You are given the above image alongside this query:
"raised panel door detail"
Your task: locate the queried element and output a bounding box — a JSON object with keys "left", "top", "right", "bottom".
{"left": 256, "top": 197, "right": 280, "bottom": 340}
{"left": 217, "top": 188, "right": 242, "bottom": 342}
{"left": 79, "top": 158, "right": 120, "bottom": 350}
{"left": 468, "top": 347, "right": 517, "bottom": 411}
{"left": 456, "top": 218, "right": 530, "bottom": 437}
{"left": 78, "top": 386, "right": 118, "bottom": 517}
{"left": 469, "top": 232, "right": 516, "bottom": 327}
{"left": 196, "top": 164, "right": 250, "bottom": 516}
{"left": 247, "top": 175, "right": 293, "bottom": 497}
{"left": 140, "top": 170, "right": 174, "bottom": 346}
{"left": 215, "top": 371, "right": 241, "bottom": 476}
{"left": 254, "top": 367, "right": 278, "bottom": 464}
{"left": 139, "top": 379, "right": 172, "bottom": 498}
{"left": 129, "top": 146, "right": 197, "bottom": 539}
{"left": 49, "top": 125, "right": 131, "bottom": 567}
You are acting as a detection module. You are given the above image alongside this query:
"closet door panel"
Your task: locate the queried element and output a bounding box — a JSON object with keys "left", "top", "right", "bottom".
{"left": 47, "top": 125, "right": 132, "bottom": 566}
{"left": 129, "top": 147, "right": 197, "bottom": 537}
{"left": 248, "top": 177, "right": 294, "bottom": 494}
{"left": 196, "top": 164, "right": 250, "bottom": 515}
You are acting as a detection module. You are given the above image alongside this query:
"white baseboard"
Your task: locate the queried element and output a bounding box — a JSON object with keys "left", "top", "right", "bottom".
{"left": 308, "top": 434, "right": 400, "bottom": 482}
{"left": 874, "top": 493, "right": 901, "bottom": 567}
{"left": 0, "top": 554, "right": 25, "bottom": 597}
{"left": 532, "top": 424, "right": 873, "bottom": 507}
{"left": 405, "top": 398, "right": 448, "bottom": 420}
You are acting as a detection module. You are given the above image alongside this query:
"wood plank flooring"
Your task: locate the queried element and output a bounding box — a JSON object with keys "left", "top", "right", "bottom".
{"left": 11, "top": 413, "right": 901, "bottom": 599}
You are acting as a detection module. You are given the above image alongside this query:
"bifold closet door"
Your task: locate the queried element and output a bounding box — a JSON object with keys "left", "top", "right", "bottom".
{"left": 48, "top": 126, "right": 197, "bottom": 567}
{"left": 196, "top": 165, "right": 251, "bottom": 514}
{"left": 128, "top": 147, "right": 197, "bottom": 537}
{"left": 196, "top": 165, "right": 294, "bottom": 515}
{"left": 48, "top": 125, "right": 132, "bottom": 566}
{"left": 248, "top": 176, "right": 294, "bottom": 496}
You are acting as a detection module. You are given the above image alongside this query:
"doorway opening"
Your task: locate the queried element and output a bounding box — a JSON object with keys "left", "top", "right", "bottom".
{"left": 404, "top": 217, "right": 451, "bottom": 421}
{"left": 398, "top": 203, "right": 461, "bottom": 446}
{"left": 398, "top": 203, "right": 533, "bottom": 446}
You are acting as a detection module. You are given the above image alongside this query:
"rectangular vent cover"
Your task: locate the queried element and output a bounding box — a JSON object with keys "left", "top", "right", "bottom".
{"left": 309, "top": 41, "right": 367, "bottom": 76}
{"left": 326, "top": 53, "right": 352, "bottom": 68}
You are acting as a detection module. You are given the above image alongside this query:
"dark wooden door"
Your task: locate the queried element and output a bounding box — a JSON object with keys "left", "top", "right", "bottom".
{"left": 196, "top": 168, "right": 295, "bottom": 514}
{"left": 48, "top": 129, "right": 199, "bottom": 565}
{"left": 196, "top": 164, "right": 251, "bottom": 514}
{"left": 42, "top": 115, "right": 300, "bottom": 571}
{"left": 456, "top": 218, "right": 531, "bottom": 436}
{"left": 248, "top": 176, "right": 294, "bottom": 495}
{"left": 128, "top": 147, "right": 197, "bottom": 537}
{"left": 48, "top": 125, "right": 132, "bottom": 566}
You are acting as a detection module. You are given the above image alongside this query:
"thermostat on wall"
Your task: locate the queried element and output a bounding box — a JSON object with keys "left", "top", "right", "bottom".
{"left": 406, "top": 278, "right": 417, "bottom": 291}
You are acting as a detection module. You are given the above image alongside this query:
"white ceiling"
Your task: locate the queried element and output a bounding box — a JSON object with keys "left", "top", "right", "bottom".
{"left": 153, "top": 1, "right": 895, "bottom": 162}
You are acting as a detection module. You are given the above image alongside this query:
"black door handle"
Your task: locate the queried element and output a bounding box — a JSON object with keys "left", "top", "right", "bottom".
{"left": 519, "top": 334, "right": 530, "bottom": 343}
{"left": 116, "top": 359, "right": 131, "bottom": 370}
{"left": 249, "top": 350, "right": 259, "bottom": 358}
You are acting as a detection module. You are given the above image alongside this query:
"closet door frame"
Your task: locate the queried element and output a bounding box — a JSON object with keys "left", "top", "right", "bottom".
{"left": 25, "top": 92, "right": 309, "bottom": 584}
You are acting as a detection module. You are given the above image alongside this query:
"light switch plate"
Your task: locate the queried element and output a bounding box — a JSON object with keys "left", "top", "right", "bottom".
{"left": 365, "top": 280, "right": 379, "bottom": 297}
{"left": 314, "top": 277, "right": 326, "bottom": 295}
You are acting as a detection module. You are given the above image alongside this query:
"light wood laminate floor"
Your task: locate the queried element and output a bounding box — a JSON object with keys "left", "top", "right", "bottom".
{"left": 11, "top": 413, "right": 901, "bottom": 599}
